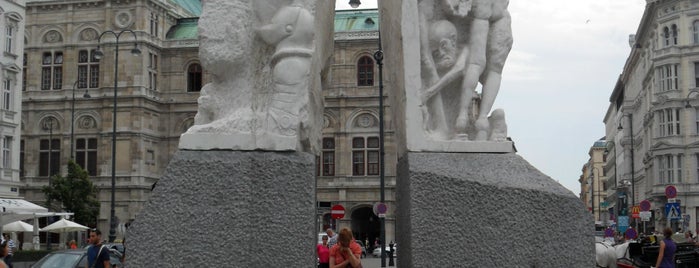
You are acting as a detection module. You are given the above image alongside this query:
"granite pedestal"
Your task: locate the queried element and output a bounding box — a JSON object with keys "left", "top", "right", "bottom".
{"left": 396, "top": 152, "right": 594, "bottom": 267}
{"left": 126, "top": 150, "right": 316, "bottom": 267}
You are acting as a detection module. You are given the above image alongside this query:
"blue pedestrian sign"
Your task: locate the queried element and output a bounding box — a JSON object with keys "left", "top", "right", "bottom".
{"left": 665, "top": 203, "right": 682, "bottom": 220}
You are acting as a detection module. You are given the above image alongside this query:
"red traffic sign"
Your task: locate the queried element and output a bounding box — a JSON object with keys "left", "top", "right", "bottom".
{"left": 665, "top": 185, "right": 677, "bottom": 199}
{"left": 331, "top": 204, "right": 345, "bottom": 219}
{"left": 640, "top": 200, "right": 651, "bottom": 212}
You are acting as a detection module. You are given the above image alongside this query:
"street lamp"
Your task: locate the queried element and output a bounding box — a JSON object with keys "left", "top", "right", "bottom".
{"left": 618, "top": 114, "right": 635, "bottom": 228}
{"left": 350, "top": 1, "right": 386, "bottom": 266}
{"left": 589, "top": 167, "right": 602, "bottom": 226}
{"left": 70, "top": 80, "right": 91, "bottom": 160}
{"left": 94, "top": 29, "right": 141, "bottom": 242}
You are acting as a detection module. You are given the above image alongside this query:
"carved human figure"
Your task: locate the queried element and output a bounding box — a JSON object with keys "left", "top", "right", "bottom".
{"left": 257, "top": 4, "right": 315, "bottom": 137}
{"left": 452, "top": 0, "right": 512, "bottom": 140}
{"left": 419, "top": 19, "right": 469, "bottom": 139}
{"left": 420, "top": 0, "right": 512, "bottom": 141}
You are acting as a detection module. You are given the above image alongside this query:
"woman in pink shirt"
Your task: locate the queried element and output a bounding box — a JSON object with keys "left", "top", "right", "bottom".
{"left": 317, "top": 235, "right": 330, "bottom": 268}
{"left": 329, "top": 228, "right": 362, "bottom": 268}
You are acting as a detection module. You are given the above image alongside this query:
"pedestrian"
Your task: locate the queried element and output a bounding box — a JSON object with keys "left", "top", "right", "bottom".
{"left": 317, "top": 235, "right": 330, "bottom": 268}
{"left": 2, "top": 234, "right": 13, "bottom": 268}
{"left": 655, "top": 227, "right": 677, "bottom": 268}
{"left": 69, "top": 240, "right": 78, "bottom": 249}
{"left": 326, "top": 228, "right": 338, "bottom": 249}
{"left": 329, "top": 228, "right": 362, "bottom": 268}
{"left": 0, "top": 240, "right": 8, "bottom": 268}
{"left": 86, "top": 229, "right": 111, "bottom": 268}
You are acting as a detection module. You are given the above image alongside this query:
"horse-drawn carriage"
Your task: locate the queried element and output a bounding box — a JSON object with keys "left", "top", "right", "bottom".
{"left": 608, "top": 238, "right": 699, "bottom": 268}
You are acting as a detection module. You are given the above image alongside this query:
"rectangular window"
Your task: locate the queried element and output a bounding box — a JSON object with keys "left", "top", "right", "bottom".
{"left": 39, "top": 139, "right": 61, "bottom": 177}
{"left": 5, "top": 26, "right": 13, "bottom": 54}
{"left": 659, "top": 156, "right": 667, "bottom": 184}
{"left": 321, "top": 138, "right": 335, "bottom": 176}
{"left": 351, "top": 136, "right": 380, "bottom": 176}
{"left": 659, "top": 64, "right": 679, "bottom": 91}
{"left": 658, "top": 108, "right": 681, "bottom": 137}
{"left": 667, "top": 155, "right": 675, "bottom": 183}
{"left": 19, "top": 140, "right": 24, "bottom": 177}
{"left": 677, "top": 154, "right": 684, "bottom": 183}
{"left": 150, "top": 13, "right": 159, "bottom": 37}
{"left": 2, "top": 136, "right": 11, "bottom": 169}
{"left": 148, "top": 53, "right": 158, "bottom": 90}
{"left": 41, "top": 52, "right": 63, "bottom": 90}
{"left": 75, "top": 138, "right": 97, "bottom": 176}
{"left": 22, "top": 54, "right": 26, "bottom": 91}
{"left": 2, "top": 79, "right": 10, "bottom": 110}
{"left": 695, "top": 62, "right": 699, "bottom": 87}
{"left": 77, "top": 50, "right": 99, "bottom": 88}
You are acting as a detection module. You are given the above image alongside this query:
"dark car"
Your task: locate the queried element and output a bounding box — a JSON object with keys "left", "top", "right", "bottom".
{"left": 30, "top": 248, "right": 123, "bottom": 268}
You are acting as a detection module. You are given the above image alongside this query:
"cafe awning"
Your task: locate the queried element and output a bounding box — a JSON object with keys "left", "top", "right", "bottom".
{"left": 0, "top": 198, "right": 49, "bottom": 226}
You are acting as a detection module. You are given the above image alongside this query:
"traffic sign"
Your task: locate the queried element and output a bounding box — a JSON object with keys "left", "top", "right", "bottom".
{"left": 665, "top": 203, "right": 681, "bottom": 220}
{"left": 373, "top": 202, "right": 387, "bottom": 216}
{"left": 604, "top": 228, "right": 614, "bottom": 237}
{"left": 665, "top": 185, "right": 677, "bottom": 199}
{"left": 331, "top": 204, "right": 345, "bottom": 219}
{"left": 631, "top": 206, "right": 640, "bottom": 219}
{"left": 640, "top": 200, "right": 651, "bottom": 211}
{"left": 625, "top": 228, "right": 637, "bottom": 240}
{"left": 640, "top": 211, "right": 652, "bottom": 221}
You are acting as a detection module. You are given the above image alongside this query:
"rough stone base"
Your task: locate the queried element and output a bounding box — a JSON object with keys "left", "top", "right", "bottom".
{"left": 396, "top": 152, "right": 594, "bottom": 268}
{"left": 126, "top": 150, "right": 315, "bottom": 267}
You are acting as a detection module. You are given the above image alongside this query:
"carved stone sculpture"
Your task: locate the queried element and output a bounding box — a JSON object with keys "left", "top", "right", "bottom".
{"left": 418, "top": 0, "right": 512, "bottom": 142}
{"left": 179, "top": 0, "right": 324, "bottom": 152}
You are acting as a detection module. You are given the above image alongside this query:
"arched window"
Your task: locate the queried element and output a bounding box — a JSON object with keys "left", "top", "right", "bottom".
{"left": 663, "top": 27, "right": 670, "bottom": 47}
{"left": 187, "top": 63, "right": 202, "bottom": 92}
{"left": 357, "top": 56, "right": 374, "bottom": 86}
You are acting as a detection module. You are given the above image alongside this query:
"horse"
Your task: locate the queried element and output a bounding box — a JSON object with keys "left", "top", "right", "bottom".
{"left": 596, "top": 240, "right": 618, "bottom": 268}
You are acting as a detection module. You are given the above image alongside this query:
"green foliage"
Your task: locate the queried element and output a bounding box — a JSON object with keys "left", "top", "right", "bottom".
{"left": 42, "top": 160, "right": 100, "bottom": 227}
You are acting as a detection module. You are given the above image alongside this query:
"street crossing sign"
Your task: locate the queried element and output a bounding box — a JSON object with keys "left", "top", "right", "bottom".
{"left": 665, "top": 203, "right": 682, "bottom": 220}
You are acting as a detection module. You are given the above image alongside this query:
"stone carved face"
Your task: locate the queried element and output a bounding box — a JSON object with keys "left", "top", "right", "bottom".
{"left": 429, "top": 20, "right": 458, "bottom": 73}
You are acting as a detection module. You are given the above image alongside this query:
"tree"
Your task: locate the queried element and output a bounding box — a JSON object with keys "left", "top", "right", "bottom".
{"left": 42, "top": 160, "right": 100, "bottom": 226}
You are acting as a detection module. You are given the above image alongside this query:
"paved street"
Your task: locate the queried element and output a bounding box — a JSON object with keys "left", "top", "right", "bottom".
{"left": 361, "top": 256, "right": 398, "bottom": 268}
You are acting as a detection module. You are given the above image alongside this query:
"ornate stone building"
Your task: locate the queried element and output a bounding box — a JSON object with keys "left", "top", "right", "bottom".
{"left": 21, "top": 0, "right": 203, "bottom": 235}
{"left": 602, "top": 0, "right": 699, "bottom": 234}
{"left": 20, "top": 2, "right": 394, "bottom": 245}
{"left": 0, "top": 0, "right": 25, "bottom": 198}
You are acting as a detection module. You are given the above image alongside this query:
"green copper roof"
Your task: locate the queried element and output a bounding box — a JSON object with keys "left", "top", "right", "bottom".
{"left": 166, "top": 18, "right": 199, "bottom": 40}
{"left": 171, "top": 0, "right": 202, "bottom": 16}
{"left": 334, "top": 9, "right": 379, "bottom": 32}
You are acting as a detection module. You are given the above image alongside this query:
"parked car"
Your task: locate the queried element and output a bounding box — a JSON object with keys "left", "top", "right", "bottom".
{"left": 30, "top": 248, "right": 123, "bottom": 268}
{"left": 372, "top": 245, "right": 397, "bottom": 258}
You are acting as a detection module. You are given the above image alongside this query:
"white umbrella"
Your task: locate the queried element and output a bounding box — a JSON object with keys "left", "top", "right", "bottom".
{"left": 39, "top": 218, "right": 89, "bottom": 233}
{"left": 2, "top": 221, "right": 34, "bottom": 232}
{"left": 0, "top": 198, "right": 49, "bottom": 226}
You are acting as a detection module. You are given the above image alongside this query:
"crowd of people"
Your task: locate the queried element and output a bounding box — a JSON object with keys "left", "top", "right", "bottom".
{"left": 317, "top": 228, "right": 363, "bottom": 268}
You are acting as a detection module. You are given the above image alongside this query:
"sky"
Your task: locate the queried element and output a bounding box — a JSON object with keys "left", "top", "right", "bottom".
{"left": 335, "top": 0, "right": 647, "bottom": 195}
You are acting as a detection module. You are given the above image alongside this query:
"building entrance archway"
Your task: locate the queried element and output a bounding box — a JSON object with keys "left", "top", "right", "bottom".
{"left": 351, "top": 206, "right": 380, "bottom": 251}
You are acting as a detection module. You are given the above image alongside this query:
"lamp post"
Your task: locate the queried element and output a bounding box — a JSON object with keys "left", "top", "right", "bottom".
{"left": 94, "top": 29, "right": 141, "bottom": 242}
{"left": 44, "top": 117, "right": 53, "bottom": 249}
{"left": 590, "top": 167, "right": 602, "bottom": 226}
{"left": 618, "top": 114, "right": 635, "bottom": 229}
{"left": 70, "top": 80, "right": 91, "bottom": 160}
{"left": 350, "top": 1, "right": 387, "bottom": 266}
